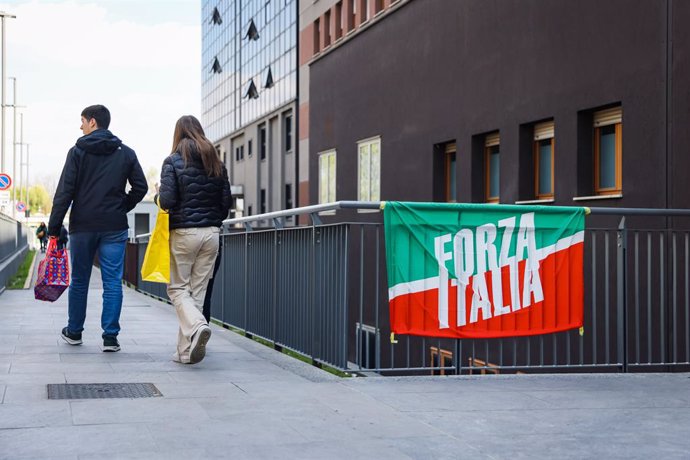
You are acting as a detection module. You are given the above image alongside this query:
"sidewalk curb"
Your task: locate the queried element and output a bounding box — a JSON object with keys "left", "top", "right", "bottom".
{"left": 23, "top": 250, "right": 38, "bottom": 289}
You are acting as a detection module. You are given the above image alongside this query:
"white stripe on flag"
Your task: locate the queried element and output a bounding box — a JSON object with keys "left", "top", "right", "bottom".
{"left": 388, "top": 276, "right": 439, "bottom": 301}
{"left": 388, "top": 230, "right": 585, "bottom": 301}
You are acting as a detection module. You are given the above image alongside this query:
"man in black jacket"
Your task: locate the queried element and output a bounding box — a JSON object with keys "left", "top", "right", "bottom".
{"left": 48, "top": 105, "right": 147, "bottom": 352}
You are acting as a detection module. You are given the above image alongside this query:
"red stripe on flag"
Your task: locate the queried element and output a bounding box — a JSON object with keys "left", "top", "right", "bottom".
{"left": 390, "top": 242, "right": 584, "bottom": 338}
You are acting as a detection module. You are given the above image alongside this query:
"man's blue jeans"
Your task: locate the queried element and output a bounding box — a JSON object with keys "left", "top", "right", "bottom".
{"left": 67, "top": 229, "right": 128, "bottom": 338}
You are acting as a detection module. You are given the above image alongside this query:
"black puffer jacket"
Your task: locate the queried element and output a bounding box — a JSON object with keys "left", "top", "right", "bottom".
{"left": 157, "top": 150, "right": 231, "bottom": 229}
{"left": 48, "top": 129, "right": 147, "bottom": 236}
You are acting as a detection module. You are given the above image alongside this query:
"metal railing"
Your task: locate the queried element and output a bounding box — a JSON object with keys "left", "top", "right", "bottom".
{"left": 131, "top": 202, "right": 690, "bottom": 375}
{"left": 0, "top": 213, "right": 29, "bottom": 289}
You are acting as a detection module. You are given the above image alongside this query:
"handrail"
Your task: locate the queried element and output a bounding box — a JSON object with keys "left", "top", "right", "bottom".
{"left": 132, "top": 202, "right": 690, "bottom": 239}
{"left": 586, "top": 207, "right": 690, "bottom": 216}
{"left": 221, "top": 201, "right": 382, "bottom": 228}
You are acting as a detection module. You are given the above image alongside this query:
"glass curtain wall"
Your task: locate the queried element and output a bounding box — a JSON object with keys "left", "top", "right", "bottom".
{"left": 202, "top": 0, "right": 297, "bottom": 142}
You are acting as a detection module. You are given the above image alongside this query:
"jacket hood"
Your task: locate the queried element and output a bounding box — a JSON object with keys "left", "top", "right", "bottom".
{"left": 75, "top": 129, "right": 122, "bottom": 155}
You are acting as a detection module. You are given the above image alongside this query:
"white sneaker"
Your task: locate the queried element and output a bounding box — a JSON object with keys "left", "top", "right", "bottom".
{"left": 189, "top": 325, "right": 212, "bottom": 364}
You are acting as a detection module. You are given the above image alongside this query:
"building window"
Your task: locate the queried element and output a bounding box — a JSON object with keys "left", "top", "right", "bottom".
{"left": 211, "top": 57, "right": 222, "bottom": 74}
{"left": 318, "top": 150, "right": 336, "bottom": 204}
{"left": 593, "top": 106, "right": 622, "bottom": 195}
{"left": 259, "top": 124, "right": 267, "bottom": 160}
{"left": 444, "top": 143, "right": 457, "bottom": 202}
{"left": 348, "top": 0, "right": 356, "bottom": 31}
{"left": 334, "top": 2, "right": 343, "bottom": 40}
{"left": 534, "top": 121, "right": 554, "bottom": 199}
{"left": 244, "top": 79, "right": 259, "bottom": 99}
{"left": 235, "top": 144, "right": 245, "bottom": 162}
{"left": 485, "top": 132, "right": 500, "bottom": 203}
{"left": 211, "top": 7, "right": 222, "bottom": 25}
{"left": 245, "top": 18, "right": 260, "bottom": 41}
{"left": 358, "top": 0, "right": 368, "bottom": 23}
{"left": 247, "top": 205, "right": 253, "bottom": 216}
{"left": 314, "top": 18, "right": 320, "bottom": 54}
{"left": 324, "top": 9, "right": 332, "bottom": 47}
{"left": 358, "top": 137, "right": 381, "bottom": 201}
{"left": 260, "top": 189, "right": 266, "bottom": 214}
{"left": 285, "top": 183, "right": 293, "bottom": 209}
{"left": 248, "top": 139, "right": 253, "bottom": 157}
{"left": 264, "top": 67, "right": 274, "bottom": 88}
{"left": 284, "top": 114, "right": 293, "bottom": 152}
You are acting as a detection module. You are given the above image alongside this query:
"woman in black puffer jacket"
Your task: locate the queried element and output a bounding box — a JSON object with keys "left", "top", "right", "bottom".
{"left": 156, "top": 115, "right": 231, "bottom": 364}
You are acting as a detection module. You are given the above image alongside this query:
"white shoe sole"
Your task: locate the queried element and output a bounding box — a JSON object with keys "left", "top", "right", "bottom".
{"left": 61, "top": 334, "right": 82, "bottom": 346}
{"left": 189, "top": 326, "right": 211, "bottom": 364}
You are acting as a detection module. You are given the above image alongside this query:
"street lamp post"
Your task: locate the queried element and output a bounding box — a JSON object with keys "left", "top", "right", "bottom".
{"left": 18, "top": 111, "right": 22, "bottom": 205}
{"left": 9, "top": 76, "right": 17, "bottom": 217}
{"left": 0, "top": 11, "right": 16, "bottom": 173}
{"left": 24, "top": 143, "right": 28, "bottom": 220}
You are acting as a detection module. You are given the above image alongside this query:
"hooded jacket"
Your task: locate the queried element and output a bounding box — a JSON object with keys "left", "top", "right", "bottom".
{"left": 157, "top": 150, "right": 231, "bottom": 229}
{"left": 48, "top": 129, "right": 148, "bottom": 236}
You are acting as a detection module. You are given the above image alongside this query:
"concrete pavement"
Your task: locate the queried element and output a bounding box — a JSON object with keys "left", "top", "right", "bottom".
{"left": 0, "top": 260, "right": 688, "bottom": 459}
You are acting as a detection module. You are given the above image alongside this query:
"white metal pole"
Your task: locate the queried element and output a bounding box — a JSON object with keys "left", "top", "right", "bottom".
{"left": 1, "top": 16, "right": 5, "bottom": 173}
{"left": 25, "top": 143, "right": 28, "bottom": 220}
{"left": 0, "top": 12, "right": 16, "bottom": 176}
{"left": 10, "top": 76, "right": 15, "bottom": 216}
{"left": 18, "top": 111, "right": 22, "bottom": 205}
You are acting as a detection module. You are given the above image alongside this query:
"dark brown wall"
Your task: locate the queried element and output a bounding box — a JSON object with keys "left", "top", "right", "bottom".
{"left": 308, "top": 0, "right": 688, "bottom": 210}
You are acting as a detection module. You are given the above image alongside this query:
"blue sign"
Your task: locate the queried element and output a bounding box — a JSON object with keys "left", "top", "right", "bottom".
{"left": 16, "top": 201, "right": 25, "bottom": 212}
{"left": 0, "top": 173, "right": 11, "bottom": 191}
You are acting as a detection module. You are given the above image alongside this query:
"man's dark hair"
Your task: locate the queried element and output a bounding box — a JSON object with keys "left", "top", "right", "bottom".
{"left": 81, "top": 104, "right": 111, "bottom": 129}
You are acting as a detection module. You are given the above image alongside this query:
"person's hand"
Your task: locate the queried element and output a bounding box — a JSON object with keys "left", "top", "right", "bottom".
{"left": 155, "top": 182, "right": 160, "bottom": 193}
{"left": 49, "top": 235, "right": 57, "bottom": 240}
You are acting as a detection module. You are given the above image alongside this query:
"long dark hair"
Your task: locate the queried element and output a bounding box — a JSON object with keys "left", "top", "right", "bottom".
{"left": 171, "top": 115, "right": 222, "bottom": 177}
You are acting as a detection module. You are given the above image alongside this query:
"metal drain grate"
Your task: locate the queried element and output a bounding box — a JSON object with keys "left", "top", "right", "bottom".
{"left": 47, "top": 383, "right": 162, "bottom": 400}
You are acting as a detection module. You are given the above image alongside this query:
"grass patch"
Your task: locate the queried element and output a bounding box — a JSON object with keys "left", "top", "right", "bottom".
{"left": 6, "top": 249, "right": 36, "bottom": 289}
{"left": 213, "top": 321, "right": 351, "bottom": 378}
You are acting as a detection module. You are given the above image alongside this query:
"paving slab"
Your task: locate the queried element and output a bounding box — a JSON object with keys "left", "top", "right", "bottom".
{"left": 0, "top": 268, "right": 689, "bottom": 459}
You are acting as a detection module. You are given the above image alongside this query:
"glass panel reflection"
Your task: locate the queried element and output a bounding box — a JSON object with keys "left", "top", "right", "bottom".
{"left": 599, "top": 125, "right": 616, "bottom": 189}
{"left": 538, "top": 139, "right": 552, "bottom": 195}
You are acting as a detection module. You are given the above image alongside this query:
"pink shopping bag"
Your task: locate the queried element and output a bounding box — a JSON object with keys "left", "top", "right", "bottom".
{"left": 34, "top": 238, "right": 70, "bottom": 302}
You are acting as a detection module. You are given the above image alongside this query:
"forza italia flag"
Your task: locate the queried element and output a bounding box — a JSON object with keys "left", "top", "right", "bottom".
{"left": 383, "top": 202, "right": 586, "bottom": 338}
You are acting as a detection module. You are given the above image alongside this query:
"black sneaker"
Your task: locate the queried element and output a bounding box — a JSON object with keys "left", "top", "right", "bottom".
{"left": 103, "top": 336, "right": 120, "bottom": 352}
{"left": 61, "top": 327, "right": 82, "bottom": 345}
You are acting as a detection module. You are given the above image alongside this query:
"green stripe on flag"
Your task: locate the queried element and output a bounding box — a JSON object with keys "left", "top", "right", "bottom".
{"left": 383, "top": 202, "right": 585, "bottom": 287}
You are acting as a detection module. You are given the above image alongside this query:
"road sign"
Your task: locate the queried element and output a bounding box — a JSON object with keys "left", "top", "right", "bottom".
{"left": 0, "top": 190, "right": 9, "bottom": 205}
{"left": 16, "top": 201, "right": 26, "bottom": 212}
{"left": 0, "top": 173, "right": 11, "bottom": 191}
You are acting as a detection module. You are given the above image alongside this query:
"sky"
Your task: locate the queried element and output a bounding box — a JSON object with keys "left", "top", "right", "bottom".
{"left": 0, "top": 0, "right": 201, "bottom": 192}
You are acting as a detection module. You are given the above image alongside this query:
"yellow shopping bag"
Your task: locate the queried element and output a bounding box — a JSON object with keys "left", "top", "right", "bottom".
{"left": 140, "top": 209, "right": 170, "bottom": 283}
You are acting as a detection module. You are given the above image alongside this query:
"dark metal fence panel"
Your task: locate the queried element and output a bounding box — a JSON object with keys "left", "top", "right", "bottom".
{"left": 0, "top": 214, "right": 29, "bottom": 289}
{"left": 245, "top": 230, "right": 275, "bottom": 340}
{"left": 313, "top": 224, "right": 349, "bottom": 368}
{"left": 0, "top": 213, "right": 20, "bottom": 264}
{"left": 275, "top": 226, "right": 313, "bottom": 357}
{"left": 136, "top": 238, "right": 169, "bottom": 302}
{"left": 222, "top": 232, "right": 247, "bottom": 328}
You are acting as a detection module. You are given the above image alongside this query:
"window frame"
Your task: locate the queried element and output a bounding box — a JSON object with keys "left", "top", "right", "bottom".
{"left": 594, "top": 121, "right": 622, "bottom": 196}
{"left": 444, "top": 143, "right": 457, "bottom": 203}
{"left": 533, "top": 121, "right": 555, "bottom": 200}
{"left": 484, "top": 133, "right": 500, "bottom": 203}
{"left": 318, "top": 149, "right": 337, "bottom": 204}
{"left": 284, "top": 114, "right": 293, "bottom": 153}
{"left": 357, "top": 136, "right": 381, "bottom": 202}
{"left": 259, "top": 124, "right": 267, "bottom": 160}
{"left": 534, "top": 137, "right": 555, "bottom": 200}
